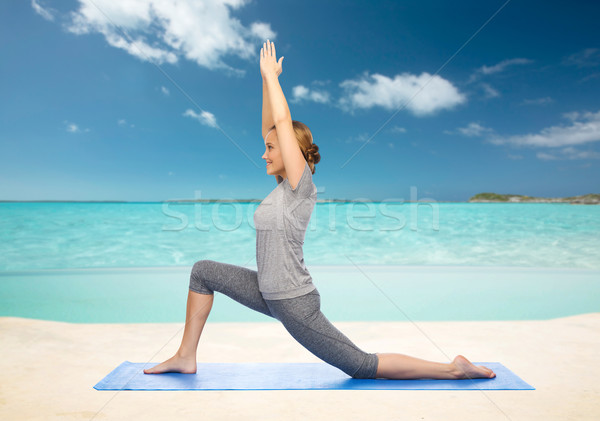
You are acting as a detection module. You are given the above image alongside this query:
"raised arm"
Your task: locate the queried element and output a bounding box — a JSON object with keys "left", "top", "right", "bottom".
{"left": 261, "top": 43, "right": 283, "bottom": 139}
{"left": 262, "top": 79, "right": 274, "bottom": 140}
{"left": 263, "top": 76, "right": 279, "bottom": 184}
{"left": 260, "top": 40, "right": 305, "bottom": 190}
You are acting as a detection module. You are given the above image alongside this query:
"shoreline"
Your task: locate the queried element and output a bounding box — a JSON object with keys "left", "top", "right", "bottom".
{"left": 3, "top": 265, "right": 599, "bottom": 324}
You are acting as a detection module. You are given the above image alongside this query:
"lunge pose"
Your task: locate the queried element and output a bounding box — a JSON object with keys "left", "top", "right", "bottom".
{"left": 144, "top": 41, "right": 495, "bottom": 380}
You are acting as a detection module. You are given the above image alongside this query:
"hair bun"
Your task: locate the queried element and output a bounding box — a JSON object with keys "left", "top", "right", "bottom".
{"left": 291, "top": 121, "right": 320, "bottom": 173}
{"left": 306, "top": 142, "right": 321, "bottom": 165}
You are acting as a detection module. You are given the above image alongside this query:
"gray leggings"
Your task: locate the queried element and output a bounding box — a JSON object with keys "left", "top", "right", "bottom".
{"left": 189, "top": 259, "right": 379, "bottom": 379}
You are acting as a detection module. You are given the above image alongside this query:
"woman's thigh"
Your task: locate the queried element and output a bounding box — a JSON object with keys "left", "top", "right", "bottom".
{"left": 189, "top": 259, "right": 273, "bottom": 318}
{"left": 265, "top": 290, "right": 378, "bottom": 379}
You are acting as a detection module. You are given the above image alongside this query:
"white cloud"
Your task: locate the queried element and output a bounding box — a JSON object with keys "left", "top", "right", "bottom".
{"left": 537, "top": 147, "right": 600, "bottom": 161}
{"left": 562, "top": 48, "right": 600, "bottom": 68}
{"left": 478, "top": 58, "right": 533, "bottom": 75}
{"left": 450, "top": 112, "right": 600, "bottom": 160}
{"left": 467, "top": 58, "right": 533, "bottom": 84}
{"left": 339, "top": 72, "right": 466, "bottom": 116}
{"left": 389, "top": 126, "right": 406, "bottom": 134}
{"left": 562, "top": 111, "right": 580, "bottom": 122}
{"left": 580, "top": 72, "right": 600, "bottom": 83}
{"left": 65, "top": 121, "right": 90, "bottom": 133}
{"left": 250, "top": 22, "right": 276, "bottom": 40}
{"left": 340, "top": 132, "right": 374, "bottom": 144}
{"left": 536, "top": 152, "right": 556, "bottom": 160}
{"left": 454, "top": 122, "right": 495, "bottom": 137}
{"left": 521, "top": 97, "right": 553, "bottom": 106}
{"left": 488, "top": 110, "right": 600, "bottom": 148}
{"left": 61, "top": 0, "right": 275, "bottom": 75}
{"left": 183, "top": 109, "right": 218, "bottom": 128}
{"left": 31, "top": 0, "right": 56, "bottom": 21}
{"left": 480, "top": 83, "right": 500, "bottom": 98}
{"left": 118, "top": 118, "right": 134, "bottom": 127}
{"left": 291, "top": 85, "right": 330, "bottom": 104}
{"left": 161, "top": 86, "right": 170, "bottom": 95}
{"left": 67, "top": 123, "right": 80, "bottom": 133}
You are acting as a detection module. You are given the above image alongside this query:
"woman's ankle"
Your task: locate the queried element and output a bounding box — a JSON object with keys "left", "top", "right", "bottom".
{"left": 448, "top": 362, "right": 463, "bottom": 379}
{"left": 176, "top": 349, "right": 197, "bottom": 360}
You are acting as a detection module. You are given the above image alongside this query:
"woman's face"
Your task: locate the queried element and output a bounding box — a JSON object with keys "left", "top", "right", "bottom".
{"left": 262, "top": 130, "right": 285, "bottom": 178}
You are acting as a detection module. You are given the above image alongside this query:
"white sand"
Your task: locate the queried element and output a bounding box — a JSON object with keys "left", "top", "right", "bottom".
{"left": 1, "top": 314, "right": 599, "bottom": 420}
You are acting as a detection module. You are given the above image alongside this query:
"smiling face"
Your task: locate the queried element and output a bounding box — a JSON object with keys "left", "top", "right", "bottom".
{"left": 262, "top": 129, "right": 287, "bottom": 179}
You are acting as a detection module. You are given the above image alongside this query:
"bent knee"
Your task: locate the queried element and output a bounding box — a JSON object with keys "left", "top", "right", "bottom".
{"left": 189, "top": 260, "right": 214, "bottom": 294}
{"left": 351, "top": 353, "right": 379, "bottom": 379}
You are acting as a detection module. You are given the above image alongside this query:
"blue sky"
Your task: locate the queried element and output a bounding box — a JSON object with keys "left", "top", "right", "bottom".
{"left": 1, "top": 0, "right": 599, "bottom": 202}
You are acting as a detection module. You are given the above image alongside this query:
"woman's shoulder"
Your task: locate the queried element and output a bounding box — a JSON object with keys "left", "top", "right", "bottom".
{"left": 284, "top": 161, "right": 315, "bottom": 198}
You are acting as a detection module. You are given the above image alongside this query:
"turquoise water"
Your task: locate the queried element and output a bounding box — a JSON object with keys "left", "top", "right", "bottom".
{"left": 1, "top": 202, "right": 599, "bottom": 322}
{"left": 1, "top": 202, "right": 599, "bottom": 270}
{"left": 1, "top": 265, "right": 598, "bottom": 323}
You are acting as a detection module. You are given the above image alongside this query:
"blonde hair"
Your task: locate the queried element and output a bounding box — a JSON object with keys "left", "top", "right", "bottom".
{"left": 268, "top": 121, "right": 321, "bottom": 174}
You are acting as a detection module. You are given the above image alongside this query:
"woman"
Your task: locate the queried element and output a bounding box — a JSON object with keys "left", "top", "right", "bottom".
{"left": 144, "top": 40, "right": 496, "bottom": 380}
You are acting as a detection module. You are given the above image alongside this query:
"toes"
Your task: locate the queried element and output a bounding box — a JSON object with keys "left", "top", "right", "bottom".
{"left": 480, "top": 365, "right": 496, "bottom": 378}
{"left": 144, "top": 366, "right": 160, "bottom": 374}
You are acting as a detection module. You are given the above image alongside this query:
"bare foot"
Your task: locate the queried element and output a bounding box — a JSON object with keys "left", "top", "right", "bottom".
{"left": 143, "top": 353, "right": 197, "bottom": 374}
{"left": 452, "top": 355, "right": 496, "bottom": 379}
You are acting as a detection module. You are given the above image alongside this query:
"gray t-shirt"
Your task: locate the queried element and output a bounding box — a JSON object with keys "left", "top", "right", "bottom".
{"left": 254, "top": 161, "right": 317, "bottom": 300}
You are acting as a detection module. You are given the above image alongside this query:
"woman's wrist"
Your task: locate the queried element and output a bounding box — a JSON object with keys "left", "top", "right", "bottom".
{"left": 263, "top": 73, "right": 279, "bottom": 85}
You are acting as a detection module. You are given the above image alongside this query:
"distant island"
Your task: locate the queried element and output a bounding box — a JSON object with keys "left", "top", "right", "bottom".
{"left": 469, "top": 192, "right": 600, "bottom": 204}
{"left": 2, "top": 195, "right": 599, "bottom": 204}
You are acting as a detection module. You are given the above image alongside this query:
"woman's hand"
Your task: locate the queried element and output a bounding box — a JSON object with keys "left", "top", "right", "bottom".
{"left": 260, "top": 40, "right": 283, "bottom": 79}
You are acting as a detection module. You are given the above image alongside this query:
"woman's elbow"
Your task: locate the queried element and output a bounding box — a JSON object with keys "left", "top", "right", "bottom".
{"left": 273, "top": 113, "right": 292, "bottom": 127}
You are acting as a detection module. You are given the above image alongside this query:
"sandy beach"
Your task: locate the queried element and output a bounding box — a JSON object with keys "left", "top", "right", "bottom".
{"left": 1, "top": 313, "right": 599, "bottom": 420}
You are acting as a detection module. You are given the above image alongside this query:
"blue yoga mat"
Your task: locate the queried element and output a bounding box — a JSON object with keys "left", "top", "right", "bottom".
{"left": 94, "top": 361, "right": 534, "bottom": 391}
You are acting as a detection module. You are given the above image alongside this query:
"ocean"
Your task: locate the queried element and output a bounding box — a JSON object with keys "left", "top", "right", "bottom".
{"left": 1, "top": 201, "right": 598, "bottom": 270}
{"left": 1, "top": 201, "right": 598, "bottom": 322}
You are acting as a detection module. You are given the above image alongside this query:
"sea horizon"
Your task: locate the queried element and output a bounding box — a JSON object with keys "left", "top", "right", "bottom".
{"left": 2, "top": 193, "right": 599, "bottom": 204}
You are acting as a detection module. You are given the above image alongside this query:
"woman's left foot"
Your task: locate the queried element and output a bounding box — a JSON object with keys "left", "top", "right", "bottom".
{"left": 452, "top": 355, "right": 496, "bottom": 379}
{"left": 143, "top": 353, "right": 197, "bottom": 374}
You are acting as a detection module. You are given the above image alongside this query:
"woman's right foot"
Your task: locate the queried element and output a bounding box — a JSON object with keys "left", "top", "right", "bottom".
{"left": 143, "top": 353, "right": 197, "bottom": 374}
{"left": 452, "top": 355, "right": 496, "bottom": 379}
